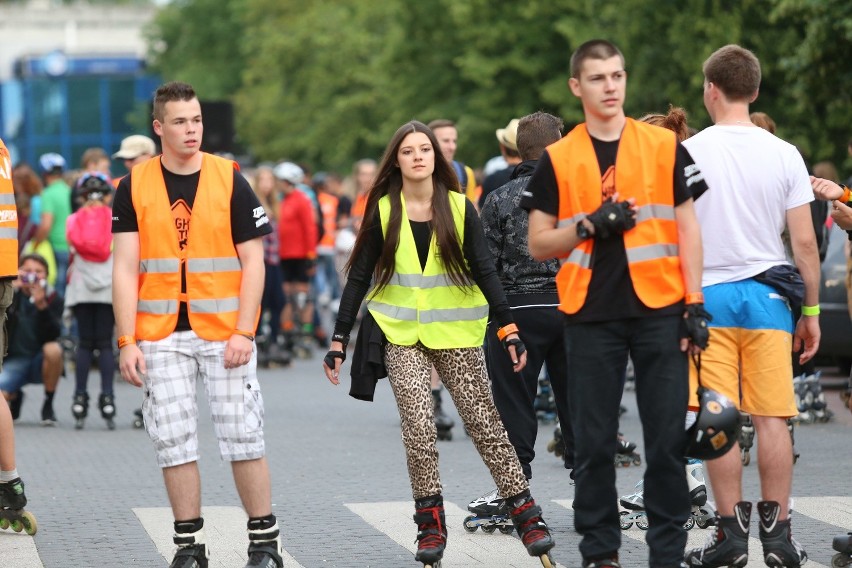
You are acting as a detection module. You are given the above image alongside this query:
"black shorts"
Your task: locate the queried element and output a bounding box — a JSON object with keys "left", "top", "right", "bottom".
{"left": 280, "top": 258, "right": 311, "bottom": 283}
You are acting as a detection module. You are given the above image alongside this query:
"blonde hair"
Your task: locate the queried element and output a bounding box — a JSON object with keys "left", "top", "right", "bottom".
{"left": 750, "top": 112, "right": 776, "bottom": 134}
{"left": 639, "top": 106, "right": 691, "bottom": 142}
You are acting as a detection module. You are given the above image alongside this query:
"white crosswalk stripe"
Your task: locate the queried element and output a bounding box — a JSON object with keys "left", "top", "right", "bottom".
{"left": 133, "top": 506, "right": 305, "bottom": 568}
{"left": 0, "top": 531, "right": 43, "bottom": 568}
{"left": 345, "top": 500, "right": 560, "bottom": 567}
{"left": 553, "top": 498, "right": 832, "bottom": 568}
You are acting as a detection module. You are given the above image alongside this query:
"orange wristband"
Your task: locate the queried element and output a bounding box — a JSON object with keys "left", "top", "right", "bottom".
{"left": 685, "top": 292, "right": 704, "bottom": 305}
{"left": 117, "top": 335, "right": 136, "bottom": 349}
{"left": 233, "top": 329, "right": 255, "bottom": 342}
{"left": 496, "top": 323, "right": 519, "bottom": 341}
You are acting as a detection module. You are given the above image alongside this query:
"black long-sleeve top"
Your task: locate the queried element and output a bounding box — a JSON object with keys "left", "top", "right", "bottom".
{"left": 333, "top": 198, "right": 514, "bottom": 338}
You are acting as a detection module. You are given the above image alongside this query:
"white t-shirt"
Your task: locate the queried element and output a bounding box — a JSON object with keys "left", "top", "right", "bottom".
{"left": 683, "top": 125, "right": 813, "bottom": 287}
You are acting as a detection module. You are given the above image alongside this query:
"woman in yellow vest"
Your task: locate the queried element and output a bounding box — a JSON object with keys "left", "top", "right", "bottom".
{"left": 322, "top": 121, "right": 555, "bottom": 568}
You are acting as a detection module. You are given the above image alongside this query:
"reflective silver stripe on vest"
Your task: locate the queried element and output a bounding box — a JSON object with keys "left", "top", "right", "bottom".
{"left": 186, "top": 257, "right": 242, "bottom": 273}
{"left": 419, "top": 305, "right": 489, "bottom": 324}
{"left": 368, "top": 301, "right": 418, "bottom": 321}
{"left": 0, "top": 194, "right": 15, "bottom": 206}
{"left": 137, "top": 299, "right": 179, "bottom": 314}
{"left": 0, "top": 228, "right": 17, "bottom": 239}
{"left": 564, "top": 247, "right": 592, "bottom": 269}
{"left": 634, "top": 204, "right": 675, "bottom": 224}
{"left": 189, "top": 297, "right": 240, "bottom": 314}
{"left": 140, "top": 259, "right": 180, "bottom": 274}
{"left": 626, "top": 243, "right": 679, "bottom": 263}
{"left": 557, "top": 213, "right": 587, "bottom": 229}
{"left": 388, "top": 273, "right": 454, "bottom": 289}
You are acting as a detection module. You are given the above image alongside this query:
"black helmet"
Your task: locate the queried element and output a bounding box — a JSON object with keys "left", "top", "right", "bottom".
{"left": 76, "top": 171, "right": 112, "bottom": 202}
{"left": 686, "top": 387, "right": 742, "bottom": 460}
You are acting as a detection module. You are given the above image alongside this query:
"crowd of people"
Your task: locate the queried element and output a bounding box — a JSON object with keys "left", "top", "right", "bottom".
{"left": 1, "top": 37, "right": 851, "bottom": 568}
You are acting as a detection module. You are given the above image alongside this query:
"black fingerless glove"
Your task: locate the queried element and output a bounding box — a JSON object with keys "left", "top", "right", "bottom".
{"left": 683, "top": 303, "right": 712, "bottom": 350}
{"left": 324, "top": 332, "right": 349, "bottom": 369}
{"left": 586, "top": 200, "right": 636, "bottom": 239}
{"left": 502, "top": 336, "right": 527, "bottom": 360}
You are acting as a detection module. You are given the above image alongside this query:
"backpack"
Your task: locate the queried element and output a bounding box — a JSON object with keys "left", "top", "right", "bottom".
{"left": 66, "top": 205, "right": 113, "bottom": 262}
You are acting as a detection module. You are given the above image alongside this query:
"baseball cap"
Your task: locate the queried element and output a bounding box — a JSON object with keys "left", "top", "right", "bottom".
{"left": 39, "top": 152, "right": 66, "bottom": 174}
{"left": 495, "top": 119, "right": 519, "bottom": 152}
{"left": 112, "top": 135, "right": 157, "bottom": 160}
{"left": 273, "top": 162, "right": 305, "bottom": 185}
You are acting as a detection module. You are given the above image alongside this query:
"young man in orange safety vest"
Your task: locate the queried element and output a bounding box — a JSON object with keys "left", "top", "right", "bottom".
{"left": 112, "top": 82, "right": 283, "bottom": 568}
{"left": 523, "top": 40, "right": 709, "bottom": 568}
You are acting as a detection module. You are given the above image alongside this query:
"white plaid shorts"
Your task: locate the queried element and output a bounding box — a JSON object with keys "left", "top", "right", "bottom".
{"left": 139, "top": 330, "right": 265, "bottom": 468}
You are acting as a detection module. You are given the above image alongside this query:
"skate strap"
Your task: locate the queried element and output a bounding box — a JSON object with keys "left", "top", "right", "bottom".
{"left": 248, "top": 525, "right": 280, "bottom": 543}
{"left": 510, "top": 502, "right": 543, "bottom": 526}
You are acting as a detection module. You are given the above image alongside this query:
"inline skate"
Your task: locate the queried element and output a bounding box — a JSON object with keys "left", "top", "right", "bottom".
{"left": 432, "top": 387, "right": 454, "bottom": 441}
{"left": 805, "top": 372, "right": 833, "bottom": 422}
{"left": 684, "top": 501, "right": 750, "bottom": 567}
{"left": 757, "top": 500, "right": 807, "bottom": 567}
{"left": 413, "top": 495, "right": 446, "bottom": 568}
{"left": 739, "top": 412, "right": 754, "bottom": 466}
{"left": 245, "top": 517, "right": 284, "bottom": 567}
{"left": 841, "top": 375, "right": 852, "bottom": 413}
{"left": 463, "top": 488, "right": 513, "bottom": 534}
{"left": 506, "top": 490, "right": 555, "bottom": 567}
{"left": 170, "top": 522, "right": 209, "bottom": 568}
{"left": 99, "top": 393, "right": 116, "bottom": 430}
{"left": 619, "top": 460, "right": 714, "bottom": 531}
{"left": 614, "top": 433, "right": 641, "bottom": 467}
{"left": 832, "top": 533, "right": 852, "bottom": 567}
{"left": 133, "top": 408, "right": 145, "bottom": 429}
{"left": 534, "top": 375, "right": 557, "bottom": 423}
{"left": 787, "top": 419, "right": 800, "bottom": 464}
{"left": 72, "top": 392, "right": 89, "bottom": 430}
{"left": 792, "top": 374, "right": 814, "bottom": 424}
{"left": 546, "top": 425, "right": 564, "bottom": 460}
{"left": 0, "top": 477, "right": 37, "bottom": 535}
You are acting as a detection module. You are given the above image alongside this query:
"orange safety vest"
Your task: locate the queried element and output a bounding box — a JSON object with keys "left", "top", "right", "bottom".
{"left": 549, "top": 119, "right": 684, "bottom": 314}
{"left": 130, "top": 153, "right": 257, "bottom": 341}
{"left": 317, "top": 192, "right": 339, "bottom": 249}
{"left": 0, "top": 138, "right": 17, "bottom": 277}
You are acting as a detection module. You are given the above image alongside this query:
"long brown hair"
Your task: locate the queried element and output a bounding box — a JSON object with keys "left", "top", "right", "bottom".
{"left": 345, "top": 120, "right": 473, "bottom": 293}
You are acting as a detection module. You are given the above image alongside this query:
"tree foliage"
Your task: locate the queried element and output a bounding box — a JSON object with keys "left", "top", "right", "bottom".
{"left": 145, "top": 0, "right": 852, "bottom": 172}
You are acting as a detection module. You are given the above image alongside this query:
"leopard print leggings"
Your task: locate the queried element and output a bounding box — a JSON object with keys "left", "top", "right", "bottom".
{"left": 385, "top": 342, "right": 529, "bottom": 500}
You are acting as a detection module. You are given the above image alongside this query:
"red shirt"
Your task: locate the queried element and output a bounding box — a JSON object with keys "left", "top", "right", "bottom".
{"left": 278, "top": 190, "right": 317, "bottom": 259}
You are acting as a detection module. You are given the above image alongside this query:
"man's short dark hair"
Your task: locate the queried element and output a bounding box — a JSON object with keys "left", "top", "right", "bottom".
{"left": 152, "top": 82, "right": 197, "bottom": 122}
{"left": 19, "top": 253, "right": 50, "bottom": 276}
{"left": 517, "top": 112, "right": 564, "bottom": 162}
{"left": 703, "top": 45, "right": 761, "bottom": 102}
{"left": 570, "top": 40, "right": 625, "bottom": 79}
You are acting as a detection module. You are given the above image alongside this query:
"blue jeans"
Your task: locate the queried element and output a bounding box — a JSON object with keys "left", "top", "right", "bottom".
{"left": 0, "top": 353, "right": 45, "bottom": 395}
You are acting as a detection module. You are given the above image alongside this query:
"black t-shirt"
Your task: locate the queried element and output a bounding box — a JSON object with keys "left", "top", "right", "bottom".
{"left": 521, "top": 137, "right": 708, "bottom": 323}
{"left": 112, "top": 161, "right": 272, "bottom": 330}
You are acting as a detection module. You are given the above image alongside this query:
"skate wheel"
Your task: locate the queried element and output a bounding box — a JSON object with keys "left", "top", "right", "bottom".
{"left": 619, "top": 511, "right": 633, "bottom": 530}
{"left": 741, "top": 451, "right": 750, "bottom": 466}
{"left": 696, "top": 514, "right": 710, "bottom": 529}
{"left": 10, "top": 518, "right": 23, "bottom": 532}
{"left": 683, "top": 516, "right": 695, "bottom": 531}
{"left": 0, "top": 517, "right": 9, "bottom": 530}
{"left": 539, "top": 552, "right": 555, "bottom": 568}
{"left": 481, "top": 524, "right": 497, "bottom": 534}
{"left": 21, "top": 511, "right": 37, "bottom": 535}
{"left": 632, "top": 456, "right": 642, "bottom": 466}
{"left": 462, "top": 515, "right": 478, "bottom": 533}
{"left": 637, "top": 516, "right": 649, "bottom": 530}
{"left": 832, "top": 552, "right": 852, "bottom": 567}
{"left": 498, "top": 525, "right": 514, "bottom": 535}
{"left": 546, "top": 439, "right": 557, "bottom": 453}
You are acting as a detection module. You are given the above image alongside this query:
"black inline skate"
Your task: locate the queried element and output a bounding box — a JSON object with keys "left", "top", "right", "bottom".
{"left": 0, "top": 477, "right": 37, "bottom": 535}
{"left": 413, "top": 495, "right": 446, "bottom": 568}
{"left": 614, "top": 433, "right": 641, "bottom": 467}
{"left": 170, "top": 522, "right": 209, "bottom": 568}
{"left": 432, "top": 387, "right": 454, "bottom": 441}
{"left": 245, "top": 517, "right": 284, "bottom": 567}
{"left": 805, "top": 371, "right": 833, "bottom": 422}
{"left": 739, "top": 412, "right": 754, "bottom": 466}
{"left": 832, "top": 533, "right": 852, "bottom": 567}
{"left": 684, "top": 501, "right": 750, "bottom": 567}
{"left": 463, "top": 488, "right": 513, "bottom": 534}
{"left": 546, "top": 425, "right": 564, "bottom": 460}
{"left": 506, "top": 490, "right": 555, "bottom": 567}
{"left": 133, "top": 408, "right": 144, "bottom": 429}
{"left": 534, "top": 375, "right": 557, "bottom": 423}
{"left": 757, "top": 500, "right": 807, "bottom": 567}
{"left": 99, "top": 393, "right": 116, "bottom": 430}
{"left": 792, "top": 374, "right": 814, "bottom": 424}
{"left": 72, "top": 392, "right": 89, "bottom": 430}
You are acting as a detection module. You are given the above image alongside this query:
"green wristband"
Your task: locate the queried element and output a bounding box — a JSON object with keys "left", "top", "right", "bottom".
{"left": 801, "top": 305, "right": 820, "bottom": 316}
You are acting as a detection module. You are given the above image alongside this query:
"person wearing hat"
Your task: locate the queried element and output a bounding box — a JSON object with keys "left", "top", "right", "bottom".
{"left": 32, "top": 153, "right": 71, "bottom": 296}
{"left": 112, "top": 135, "right": 157, "bottom": 186}
{"left": 478, "top": 118, "right": 522, "bottom": 209}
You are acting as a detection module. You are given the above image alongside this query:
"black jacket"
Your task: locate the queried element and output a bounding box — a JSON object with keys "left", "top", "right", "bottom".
{"left": 7, "top": 287, "right": 63, "bottom": 358}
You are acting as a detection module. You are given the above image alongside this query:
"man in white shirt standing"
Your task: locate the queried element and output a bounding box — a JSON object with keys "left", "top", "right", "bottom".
{"left": 683, "top": 44, "right": 819, "bottom": 568}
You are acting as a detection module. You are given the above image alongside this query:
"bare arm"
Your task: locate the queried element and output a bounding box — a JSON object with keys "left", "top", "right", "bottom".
{"left": 787, "top": 203, "right": 821, "bottom": 363}
{"left": 675, "top": 199, "right": 703, "bottom": 297}
{"left": 113, "top": 231, "right": 145, "bottom": 386}
{"left": 223, "top": 237, "right": 265, "bottom": 370}
{"left": 527, "top": 209, "right": 588, "bottom": 261}
{"left": 831, "top": 200, "right": 852, "bottom": 231}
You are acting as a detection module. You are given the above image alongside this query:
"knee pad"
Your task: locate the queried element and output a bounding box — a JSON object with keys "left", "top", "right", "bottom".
{"left": 294, "top": 291, "right": 308, "bottom": 311}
